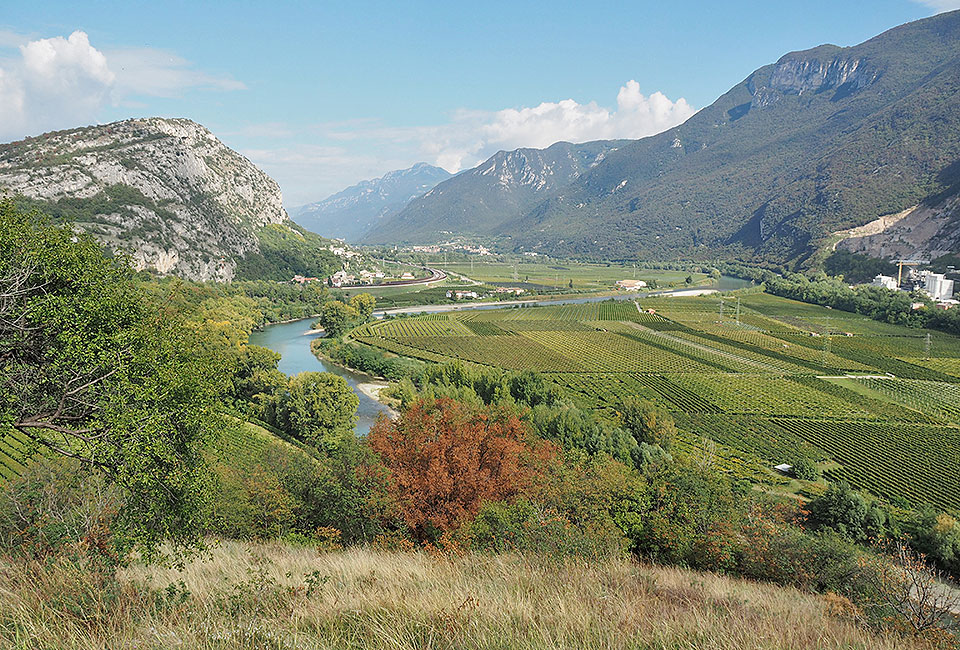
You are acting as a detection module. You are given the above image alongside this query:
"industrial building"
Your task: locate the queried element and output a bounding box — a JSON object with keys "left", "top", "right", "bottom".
{"left": 924, "top": 272, "right": 956, "bottom": 301}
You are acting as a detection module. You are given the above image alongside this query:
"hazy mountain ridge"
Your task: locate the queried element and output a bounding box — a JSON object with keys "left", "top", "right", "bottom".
{"left": 294, "top": 163, "right": 451, "bottom": 242}
{"left": 362, "top": 140, "right": 627, "bottom": 244}
{"left": 0, "top": 117, "right": 339, "bottom": 281}
{"left": 507, "top": 10, "right": 960, "bottom": 263}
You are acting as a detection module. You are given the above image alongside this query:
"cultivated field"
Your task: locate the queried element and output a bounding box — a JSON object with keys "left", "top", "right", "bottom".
{"left": 354, "top": 293, "right": 960, "bottom": 512}
{"left": 434, "top": 260, "right": 709, "bottom": 291}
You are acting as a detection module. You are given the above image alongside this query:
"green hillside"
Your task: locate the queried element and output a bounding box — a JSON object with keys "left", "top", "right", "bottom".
{"left": 507, "top": 11, "right": 960, "bottom": 265}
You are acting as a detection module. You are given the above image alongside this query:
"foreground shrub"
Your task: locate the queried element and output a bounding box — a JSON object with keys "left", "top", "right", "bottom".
{"left": 465, "top": 499, "right": 625, "bottom": 558}
{"left": 0, "top": 462, "right": 120, "bottom": 563}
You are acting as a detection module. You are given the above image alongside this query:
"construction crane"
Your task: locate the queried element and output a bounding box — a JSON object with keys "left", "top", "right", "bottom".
{"left": 895, "top": 259, "right": 929, "bottom": 288}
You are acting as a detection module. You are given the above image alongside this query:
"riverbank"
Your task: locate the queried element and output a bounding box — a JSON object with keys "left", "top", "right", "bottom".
{"left": 248, "top": 320, "right": 395, "bottom": 435}
{"left": 356, "top": 382, "right": 398, "bottom": 418}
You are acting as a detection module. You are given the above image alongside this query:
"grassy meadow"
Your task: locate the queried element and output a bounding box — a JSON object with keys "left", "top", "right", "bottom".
{"left": 432, "top": 260, "right": 708, "bottom": 291}
{"left": 0, "top": 540, "right": 939, "bottom": 650}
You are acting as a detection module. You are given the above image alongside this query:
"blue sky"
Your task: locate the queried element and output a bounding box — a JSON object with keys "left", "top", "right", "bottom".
{"left": 1, "top": 0, "right": 956, "bottom": 206}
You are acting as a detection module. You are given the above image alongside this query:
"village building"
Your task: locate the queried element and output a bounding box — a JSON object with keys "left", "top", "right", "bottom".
{"left": 872, "top": 274, "right": 898, "bottom": 290}
{"left": 616, "top": 279, "right": 647, "bottom": 291}
{"left": 446, "top": 290, "right": 479, "bottom": 300}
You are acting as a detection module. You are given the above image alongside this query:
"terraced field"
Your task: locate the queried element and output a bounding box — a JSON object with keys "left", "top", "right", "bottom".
{"left": 357, "top": 293, "right": 960, "bottom": 512}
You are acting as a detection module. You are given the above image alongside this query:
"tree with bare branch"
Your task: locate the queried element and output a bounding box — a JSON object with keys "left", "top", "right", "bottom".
{"left": 863, "top": 540, "right": 960, "bottom": 638}
{"left": 0, "top": 199, "right": 226, "bottom": 557}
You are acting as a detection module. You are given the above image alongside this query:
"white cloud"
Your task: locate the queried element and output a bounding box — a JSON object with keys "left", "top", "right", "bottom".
{"left": 319, "top": 81, "right": 695, "bottom": 173}
{"left": 0, "top": 30, "right": 243, "bottom": 142}
{"left": 13, "top": 31, "right": 115, "bottom": 134}
{"left": 911, "top": 0, "right": 960, "bottom": 12}
{"left": 106, "top": 47, "right": 245, "bottom": 98}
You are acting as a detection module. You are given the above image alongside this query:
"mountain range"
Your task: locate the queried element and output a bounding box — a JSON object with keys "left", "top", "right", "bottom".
{"left": 293, "top": 163, "right": 451, "bottom": 242}
{"left": 0, "top": 118, "right": 342, "bottom": 282}
{"left": 363, "top": 141, "right": 627, "bottom": 244}
{"left": 3, "top": 11, "right": 960, "bottom": 278}
{"left": 362, "top": 10, "right": 960, "bottom": 266}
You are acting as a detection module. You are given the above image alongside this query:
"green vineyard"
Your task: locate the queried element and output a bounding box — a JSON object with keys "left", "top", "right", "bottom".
{"left": 356, "top": 293, "right": 960, "bottom": 513}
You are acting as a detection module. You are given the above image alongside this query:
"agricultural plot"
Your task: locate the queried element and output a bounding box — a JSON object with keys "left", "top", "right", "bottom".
{"left": 775, "top": 419, "right": 960, "bottom": 512}
{"left": 356, "top": 294, "right": 960, "bottom": 511}
{"left": 0, "top": 428, "right": 35, "bottom": 483}
{"left": 372, "top": 318, "right": 475, "bottom": 338}
{"left": 849, "top": 378, "right": 960, "bottom": 424}
{"left": 900, "top": 357, "right": 960, "bottom": 378}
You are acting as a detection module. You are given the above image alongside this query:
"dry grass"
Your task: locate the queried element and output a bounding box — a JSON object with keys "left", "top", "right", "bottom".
{"left": 0, "top": 539, "right": 949, "bottom": 649}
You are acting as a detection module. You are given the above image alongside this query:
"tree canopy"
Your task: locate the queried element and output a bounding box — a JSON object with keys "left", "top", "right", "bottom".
{"left": 0, "top": 200, "right": 225, "bottom": 555}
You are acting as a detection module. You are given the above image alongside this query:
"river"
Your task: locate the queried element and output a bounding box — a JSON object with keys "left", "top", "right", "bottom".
{"left": 250, "top": 275, "right": 754, "bottom": 435}
{"left": 248, "top": 320, "right": 393, "bottom": 435}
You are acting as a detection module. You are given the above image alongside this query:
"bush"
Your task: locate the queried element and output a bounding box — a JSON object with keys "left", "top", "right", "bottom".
{"left": 791, "top": 456, "right": 820, "bottom": 481}
{"left": 806, "top": 482, "right": 886, "bottom": 542}
{"left": 465, "top": 499, "right": 624, "bottom": 558}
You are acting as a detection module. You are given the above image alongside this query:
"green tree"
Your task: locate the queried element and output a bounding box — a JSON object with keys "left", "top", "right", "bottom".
{"left": 273, "top": 372, "right": 358, "bottom": 450}
{"left": 0, "top": 201, "right": 224, "bottom": 557}
{"left": 231, "top": 345, "right": 287, "bottom": 412}
{"left": 807, "top": 482, "right": 886, "bottom": 542}
{"left": 349, "top": 293, "right": 376, "bottom": 320}
{"left": 791, "top": 456, "right": 820, "bottom": 481}
{"left": 633, "top": 442, "right": 672, "bottom": 474}
{"left": 316, "top": 300, "right": 359, "bottom": 337}
{"left": 618, "top": 396, "right": 677, "bottom": 450}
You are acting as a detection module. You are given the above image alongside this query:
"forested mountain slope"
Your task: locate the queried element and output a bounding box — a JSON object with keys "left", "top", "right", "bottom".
{"left": 508, "top": 10, "right": 960, "bottom": 264}
{"left": 363, "top": 140, "right": 627, "bottom": 244}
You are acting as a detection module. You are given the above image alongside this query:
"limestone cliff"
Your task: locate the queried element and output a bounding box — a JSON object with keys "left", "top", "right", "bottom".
{"left": 0, "top": 117, "right": 317, "bottom": 281}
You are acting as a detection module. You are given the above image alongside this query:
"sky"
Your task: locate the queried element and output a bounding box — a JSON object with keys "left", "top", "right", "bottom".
{"left": 1, "top": 0, "right": 958, "bottom": 207}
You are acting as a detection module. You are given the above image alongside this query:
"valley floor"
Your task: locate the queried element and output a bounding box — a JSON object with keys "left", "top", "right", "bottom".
{"left": 1, "top": 540, "right": 944, "bottom": 650}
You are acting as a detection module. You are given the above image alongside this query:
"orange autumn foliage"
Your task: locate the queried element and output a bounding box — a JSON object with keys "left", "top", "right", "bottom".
{"left": 368, "top": 398, "right": 556, "bottom": 540}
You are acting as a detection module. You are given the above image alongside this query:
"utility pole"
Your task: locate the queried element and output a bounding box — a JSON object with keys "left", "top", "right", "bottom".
{"left": 719, "top": 299, "right": 724, "bottom": 323}
{"left": 736, "top": 297, "right": 741, "bottom": 326}
{"left": 925, "top": 332, "right": 931, "bottom": 360}
{"left": 821, "top": 322, "right": 831, "bottom": 367}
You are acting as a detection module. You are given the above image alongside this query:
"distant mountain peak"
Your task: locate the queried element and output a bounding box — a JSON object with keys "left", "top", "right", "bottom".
{"left": 362, "top": 140, "right": 628, "bottom": 244}
{"left": 293, "top": 162, "right": 451, "bottom": 242}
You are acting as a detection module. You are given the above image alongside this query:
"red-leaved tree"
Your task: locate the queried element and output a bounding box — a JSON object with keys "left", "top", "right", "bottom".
{"left": 368, "top": 398, "right": 555, "bottom": 541}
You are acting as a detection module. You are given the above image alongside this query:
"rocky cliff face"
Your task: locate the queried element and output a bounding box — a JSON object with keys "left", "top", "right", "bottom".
{"left": 0, "top": 118, "right": 291, "bottom": 281}
{"left": 836, "top": 191, "right": 960, "bottom": 261}
{"left": 747, "top": 47, "right": 880, "bottom": 110}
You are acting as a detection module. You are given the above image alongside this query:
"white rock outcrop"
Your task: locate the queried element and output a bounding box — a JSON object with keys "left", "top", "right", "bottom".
{"left": 0, "top": 117, "right": 289, "bottom": 281}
